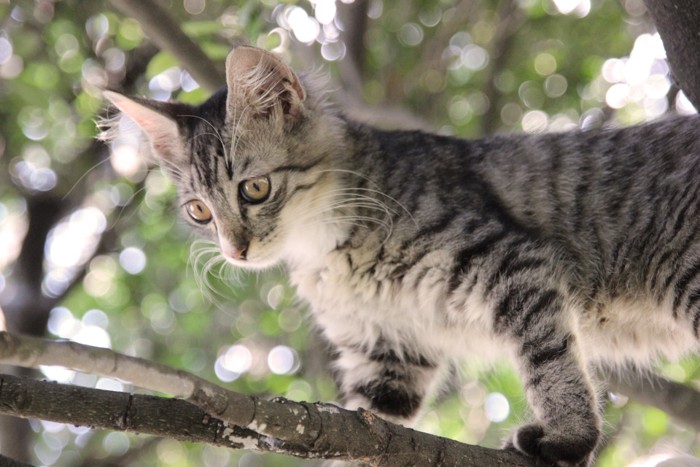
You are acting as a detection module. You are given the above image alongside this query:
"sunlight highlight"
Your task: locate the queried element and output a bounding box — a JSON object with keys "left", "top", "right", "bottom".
{"left": 484, "top": 392, "right": 510, "bottom": 422}
{"left": 43, "top": 207, "right": 106, "bottom": 297}
{"left": 46, "top": 208, "right": 106, "bottom": 269}
{"left": 0, "top": 201, "right": 27, "bottom": 270}
{"left": 107, "top": 114, "right": 148, "bottom": 181}
{"left": 601, "top": 33, "right": 672, "bottom": 116}
{"left": 286, "top": 7, "right": 320, "bottom": 44}
{"left": 552, "top": 0, "right": 591, "bottom": 17}
{"left": 267, "top": 345, "right": 299, "bottom": 375}
{"left": 119, "top": 247, "right": 146, "bottom": 274}
{"left": 215, "top": 343, "right": 253, "bottom": 382}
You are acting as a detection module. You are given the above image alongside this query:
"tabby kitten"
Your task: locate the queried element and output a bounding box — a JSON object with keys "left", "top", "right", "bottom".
{"left": 103, "top": 46, "right": 700, "bottom": 466}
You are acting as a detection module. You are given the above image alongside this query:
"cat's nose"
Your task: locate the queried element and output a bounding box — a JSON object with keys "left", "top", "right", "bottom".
{"left": 223, "top": 242, "right": 248, "bottom": 261}
{"left": 229, "top": 244, "right": 248, "bottom": 261}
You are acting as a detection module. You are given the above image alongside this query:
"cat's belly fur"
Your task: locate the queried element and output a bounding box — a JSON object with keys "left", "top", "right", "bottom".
{"left": 290, "top": 248, "right": 699, "bottom": 371}
{"left": 579, "top": 296, "right": 697, "bottom": 366}
{"left": 290, "top": 249, "right": 499, "bottom": 364}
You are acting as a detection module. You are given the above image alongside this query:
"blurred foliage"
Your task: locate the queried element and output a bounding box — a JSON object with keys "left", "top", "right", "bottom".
{"left": 0, "top": 0, "right": 698, "bottom": 466}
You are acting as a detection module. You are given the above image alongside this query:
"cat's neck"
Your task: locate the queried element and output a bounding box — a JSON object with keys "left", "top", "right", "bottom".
{"left": 276, "top": 118, "right": 388, "bottom": 271}
{"left": 280, "top": 192, "right": 352, "bottom": 271}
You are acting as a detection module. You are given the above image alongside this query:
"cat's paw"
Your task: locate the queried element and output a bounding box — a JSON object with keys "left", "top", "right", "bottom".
{"left": 505, "top": 423, "right": 598, "bottom": 467}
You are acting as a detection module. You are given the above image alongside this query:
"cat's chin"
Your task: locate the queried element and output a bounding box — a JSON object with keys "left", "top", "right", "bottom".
{"left": 223, "top": 255, "right": 281, "bottom": 271}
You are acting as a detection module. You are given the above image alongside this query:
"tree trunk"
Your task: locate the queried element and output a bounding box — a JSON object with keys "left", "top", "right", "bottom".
{"left": 644, "top": 0, "right": 700, "bottom": 109}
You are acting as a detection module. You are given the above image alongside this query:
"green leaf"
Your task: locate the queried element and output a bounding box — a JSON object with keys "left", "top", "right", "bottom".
{"left": 182, "top": 21, "right": 222, "bottom": 37}
{"left": 642, "top": 408, "right": 669, "bottom": 437}
{"left": 116, "top": 18, "right": 144, "bottom": 50}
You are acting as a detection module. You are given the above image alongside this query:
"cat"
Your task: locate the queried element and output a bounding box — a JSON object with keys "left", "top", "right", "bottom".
{"left": 101, "top": 45, "right": 700, "bottom": 466}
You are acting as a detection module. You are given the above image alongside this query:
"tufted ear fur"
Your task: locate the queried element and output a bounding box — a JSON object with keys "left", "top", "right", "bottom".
{"left": 102, "top": 90, "right": 186, "bottom": 165}
{"left": 225, "top": 46, "right": 306, "bottom": 122}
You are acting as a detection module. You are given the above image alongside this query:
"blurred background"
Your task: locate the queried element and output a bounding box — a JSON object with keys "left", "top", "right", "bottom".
{"left": 0, "top": 0, "right": 698, "bottom": 465}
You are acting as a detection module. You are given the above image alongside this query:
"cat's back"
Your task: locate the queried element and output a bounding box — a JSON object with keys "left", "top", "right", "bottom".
{"left": 332, "top": 116, "right": 700, "bottom": 286}
{"left": 299, "top": 115, "right": 700, "bottom": 364}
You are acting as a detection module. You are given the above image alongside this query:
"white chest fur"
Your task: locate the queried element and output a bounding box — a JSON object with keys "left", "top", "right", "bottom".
{"left": 289, "top": 244, "right": 508, "bottom": 365}
{"left": 289, "top": 243, "right": 700, "bottom": 372}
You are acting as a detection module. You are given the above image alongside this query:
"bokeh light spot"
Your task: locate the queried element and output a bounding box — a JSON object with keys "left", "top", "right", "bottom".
{"left": 119, "top": 247, "right": 146, "bottom": 274}
{"left": 484, "top": 392, "right": 510, "bottom": 422}
{"left": 267, "top": 345, "right": 299, "bottom": 375}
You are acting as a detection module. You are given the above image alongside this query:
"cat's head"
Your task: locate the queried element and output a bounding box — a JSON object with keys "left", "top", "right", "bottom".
{"left": 102, "top": 46, "right": 347, "bottom": 270}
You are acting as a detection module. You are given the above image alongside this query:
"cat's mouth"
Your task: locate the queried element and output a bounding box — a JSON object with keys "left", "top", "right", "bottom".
{"left": 220, "top": 246, "right": 280, "bottom": 270}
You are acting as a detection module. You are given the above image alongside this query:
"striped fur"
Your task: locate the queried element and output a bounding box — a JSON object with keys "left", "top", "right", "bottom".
{"left": 103, "top": 46, "right": 700, "bottom": 466}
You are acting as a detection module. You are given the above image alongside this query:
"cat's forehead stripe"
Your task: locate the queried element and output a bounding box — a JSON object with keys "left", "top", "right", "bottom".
{"left": 240, "top": 157, "right": 251, "bottom": 174}
{"left": 270, "top": 158, "right": 323, "bottom": 175}
{"left": 187, "top": 127, "right": 226, "bottom": 189}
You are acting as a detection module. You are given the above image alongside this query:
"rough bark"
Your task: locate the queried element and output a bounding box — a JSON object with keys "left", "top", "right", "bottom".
{"left": 3, "top": 334, "right": 700, "bottom": 467}
{"left": 0, "top": 332, "right": 534, "bottom": 467}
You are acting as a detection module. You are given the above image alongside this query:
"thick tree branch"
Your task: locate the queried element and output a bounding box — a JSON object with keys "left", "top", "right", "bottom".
{"left": 9, "top": 330, "right": 700, "bottom": 465}
{"left": 336, "top": 0, "right": 369, "bottom": 97}
{"left": 0, "top": 453, "right": 32, "bottom": 467}
{"left": 108, "top": 0, "right": 225, "bottom": 92}
{"left": 643, "top": 0, "right": 700, "bottom": 110}
{"left": 605, "top": 369, "right": 700, "bottom": 431}
{"left": 0, "top": 373, "right": 266, "bottom": 451}
{"left": 0, "top": 332, "right": 534, "bottom": 466}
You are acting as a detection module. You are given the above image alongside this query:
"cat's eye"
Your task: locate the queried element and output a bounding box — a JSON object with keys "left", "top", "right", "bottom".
{"left": 184, "top": 199, "right": 213, "bottom": 224}
{"left": 239, "top": 176, "right": 271, "bottom": 204}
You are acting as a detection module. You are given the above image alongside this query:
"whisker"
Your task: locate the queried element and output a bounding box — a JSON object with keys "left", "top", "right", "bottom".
{"left": 310, "top": 169, "right": 417, "bottom": 226}
{"left": 63, "top": 157, "right": 114, "bottom": 201}
{"left": 107, "top": 185, "right": 148, "bottom": 230}
{"left": 188, "top": 238, "right": 247, "bottom": 309}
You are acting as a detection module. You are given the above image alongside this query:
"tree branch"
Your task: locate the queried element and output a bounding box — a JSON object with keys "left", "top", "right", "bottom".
{"left": 643, "top": 0, "right": 700, "bottom": 110}
{"left": 0, "top": 373, "right": 266, "bottom": 451}
{"left": 336, "top": 0, "right": 369, "bottom": 97}
{"left": 0, "top": 453, "right": 32, "bottom": 467}
{"left": 605, "top": 369, "right": 700, "bottom": 431}
{"left": 8, "top": 331, "right": 698, "bottom": 464}
{"left": 108, "top": 0, "right": 225, "bottom": 92}
{"left": 479, "top": 0, "right": 525, "bottom": 135}
{"left": 0, "top": 331, "right": 534, "bottom": 466}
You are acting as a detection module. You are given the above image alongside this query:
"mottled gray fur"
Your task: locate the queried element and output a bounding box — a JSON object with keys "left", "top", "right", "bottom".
{"left": 102, "top": 46, "right": 700, "bottom": 466}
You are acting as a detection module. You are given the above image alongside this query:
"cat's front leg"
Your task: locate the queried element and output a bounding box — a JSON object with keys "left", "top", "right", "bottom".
{"left": 494, "top": 286, "right": 600, "bottom": 466}
{"left": 332, "top": 341, "right": 443, "bottom": 426}
{"left": 507, "top": 348, "right": 600, "bottom": 467}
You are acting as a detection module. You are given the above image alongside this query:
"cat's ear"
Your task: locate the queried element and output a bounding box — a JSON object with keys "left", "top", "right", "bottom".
{"left": 102, "top": 90, "right": 186, "bottom": 164}
{"left": 225, "top": 46, "right": 306, "bottom": 122}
